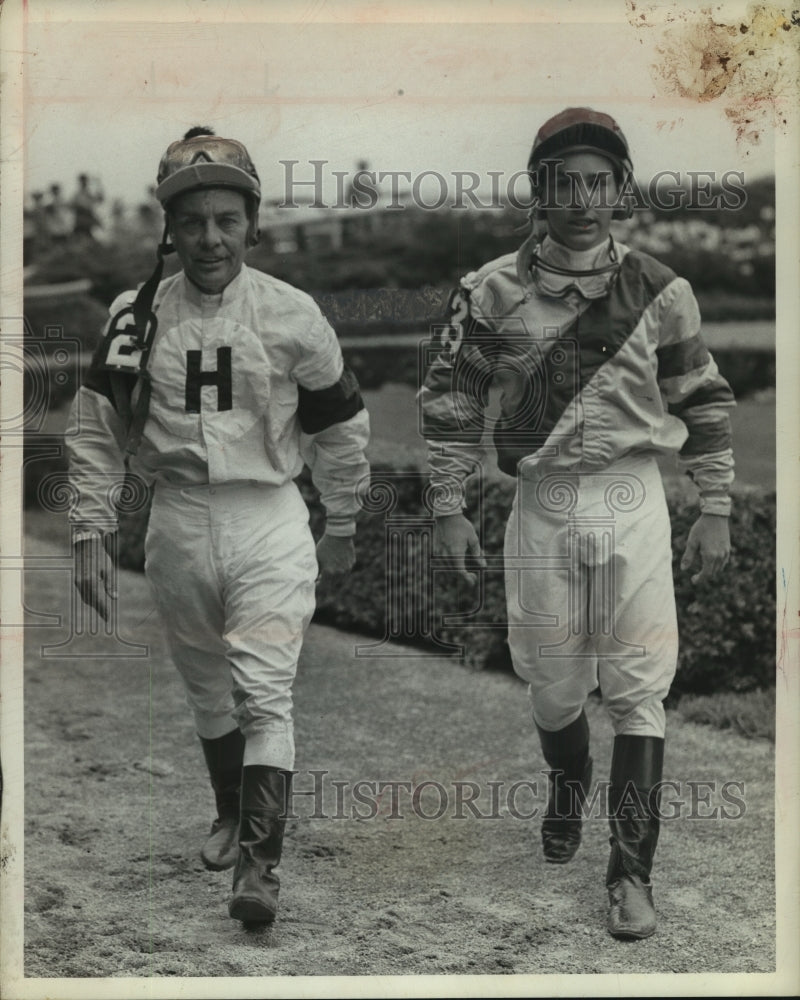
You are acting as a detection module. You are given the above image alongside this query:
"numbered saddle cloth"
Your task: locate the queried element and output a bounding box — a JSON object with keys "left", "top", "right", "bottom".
{"left": 65, "top": 263, "right": 369, "bottom": 530}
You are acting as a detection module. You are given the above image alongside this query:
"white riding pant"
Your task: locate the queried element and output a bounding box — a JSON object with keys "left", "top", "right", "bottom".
{"left": 504, "top": 456, "right": 678, "bottom": 739}
{"left": 145, "top": 480, "right": 317, "bottom": 770}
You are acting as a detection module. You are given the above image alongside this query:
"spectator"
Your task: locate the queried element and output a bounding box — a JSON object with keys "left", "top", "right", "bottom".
{"left": 71, "top": 173, "right": 105, "bottom": 240}
{"left": 23, "top": 191, "right": 47, "bottom": 262}
{"left": 44, "top": 183, "right": 72, "bottom": 244}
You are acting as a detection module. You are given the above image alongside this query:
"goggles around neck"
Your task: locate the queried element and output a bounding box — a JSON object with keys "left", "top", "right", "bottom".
{"left": 519, "top": 235, "right": 622, "bottom": 300}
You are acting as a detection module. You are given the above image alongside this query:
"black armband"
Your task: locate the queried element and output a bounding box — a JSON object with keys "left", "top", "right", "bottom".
{"left": 297, "top": 366, "right": 365, "bottom": 434}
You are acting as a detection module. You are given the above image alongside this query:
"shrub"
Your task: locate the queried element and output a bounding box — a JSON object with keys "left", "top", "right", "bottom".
{"left": 23, "top": 294, "right": 109, "bottom": 413}
{"left": 307, "top": 471, "right": 776, "bottom": 694}
{"left": 694, "top": 291, "right": 774, "bottom": 323}
{"left": 299, "top": 472, "right": 767, "bottom": 696}
{"left": 342, "top": 344, "right": 421, "bottom": 390}
{"left": 119, "top": 466, "right": 776, "bottom": 692}
{"left": 32, "top": 456, "right": 776, "bottom": 698}
{"left": 707, "top": 349, "right": 774, "bottom": 399}
{"left": 342, "top": 341, "right": 774, "bottom": 400}
{"left": 30, "top": 241, "right": 174, "bottom": 307}
{"left": 668, "top": 485, "right": 776, "bottom": 694}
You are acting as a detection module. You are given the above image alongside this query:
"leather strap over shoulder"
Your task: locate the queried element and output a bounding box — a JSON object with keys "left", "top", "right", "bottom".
{"left": 96, "top": 226, "right": 168, "bottom": 456}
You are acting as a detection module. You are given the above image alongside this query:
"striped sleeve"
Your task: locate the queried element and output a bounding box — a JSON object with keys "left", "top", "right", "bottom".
{"left": 657, "top": 279, "right": 736, "bottom": 515}
{"left": 418, "top": 286, "right": 494, "bottom": 514}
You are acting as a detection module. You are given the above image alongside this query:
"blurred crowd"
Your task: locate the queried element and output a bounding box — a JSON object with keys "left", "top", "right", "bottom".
{"left": 24, "top": 176, "right": 163, "bottom": 264}
{"left": 23, "top": 171, "right": 775, "bottom": 308}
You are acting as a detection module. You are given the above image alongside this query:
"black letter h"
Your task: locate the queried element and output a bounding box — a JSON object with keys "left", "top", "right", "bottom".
{"left": 185, "top": 347, "right": 233, "bottom": 413}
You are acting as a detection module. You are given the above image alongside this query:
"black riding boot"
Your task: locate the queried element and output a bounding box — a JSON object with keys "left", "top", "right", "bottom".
{"left": 606, "top": 734, "right": 664, "bottom": 940}
{"left": 199, "top": 728, "right": 245, "bottom": 871}
{"left": 229, "top": 765, "right": 292, "bottom": 924}
{"left": 537, "top": 710, "right": 593, "bottom": 864}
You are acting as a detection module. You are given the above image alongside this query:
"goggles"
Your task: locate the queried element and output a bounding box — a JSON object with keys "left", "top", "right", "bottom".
{"left": 155, "top": 135, "right": 261, "bottom": 207}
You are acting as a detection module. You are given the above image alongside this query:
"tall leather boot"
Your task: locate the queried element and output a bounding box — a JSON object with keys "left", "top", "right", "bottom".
{"left": 199, "top": 728, "right": 245, "bottom": 871}
{"left": 229, "top": 765, "right": 292, "bottom": 924}
{"left": 606, "top": 734, "right": 664, "bottom": 940}
{"left": 537, "top": 710, "right": 593, "bottom": 864}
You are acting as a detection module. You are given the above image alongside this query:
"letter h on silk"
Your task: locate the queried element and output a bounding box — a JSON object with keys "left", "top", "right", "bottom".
{"left": 185, "top": 347, "right": 233, "bottom": 413}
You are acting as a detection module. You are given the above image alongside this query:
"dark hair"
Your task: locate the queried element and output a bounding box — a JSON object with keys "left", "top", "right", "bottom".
{"left": 183, "top": 125, "right": 216, "bottom": 140}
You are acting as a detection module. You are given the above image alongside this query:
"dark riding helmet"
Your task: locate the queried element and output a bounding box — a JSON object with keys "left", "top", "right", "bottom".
{"left": 528, "top": 108, "right": 634, "bottom": 219}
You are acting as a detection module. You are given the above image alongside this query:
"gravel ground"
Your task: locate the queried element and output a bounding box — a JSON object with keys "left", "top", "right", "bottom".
{"left": 12, "top": 516, "right": 783, "bottom": 996}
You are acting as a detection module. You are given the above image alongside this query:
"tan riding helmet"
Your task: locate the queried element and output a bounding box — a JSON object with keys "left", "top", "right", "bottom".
{"left": 121, "top": 127, "right": 263, "bottom": 362}
{"left": 155, "top": 126, "right": 262, "bottom": 244}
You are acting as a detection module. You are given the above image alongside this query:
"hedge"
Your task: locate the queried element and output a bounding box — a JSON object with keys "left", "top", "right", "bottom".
{"left": 23, "top": 295, "right": 108, "bottom": 415}
{"left": 103, "top": 464, "right": 776, "bottom": 697}
{"left": 22, "top": 291, "right": 772, "bottom": 411}
{"left": 21, "top": 291, "right": 775, "bottom": 695}
{"left": 341, "top": 343, "right": 775, "bottom": 400}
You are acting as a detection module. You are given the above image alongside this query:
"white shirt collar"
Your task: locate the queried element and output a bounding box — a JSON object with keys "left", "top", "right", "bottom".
{"left": 516, "top": 232, "right": 619, "bottom": 301}
{"left": 182, "top": 263, "right": 248, "bottom": 306}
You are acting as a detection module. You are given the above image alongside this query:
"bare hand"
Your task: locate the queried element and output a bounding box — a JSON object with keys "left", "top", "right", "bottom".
{"left": 434, "top": 513, "right": 486, "bottom": 586}
{"left": 316, "top": 533, "right": 356, "bottom": 578}
{"left": 680, "top": 513, "right": 731, "bottom": 585}
{"left": 73, "top": 536, "right": 118, "bottom": 623}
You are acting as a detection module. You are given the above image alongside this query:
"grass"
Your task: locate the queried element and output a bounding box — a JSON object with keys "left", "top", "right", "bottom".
{"left": 675, "top": 688, "right": 775, "bottom": 742}
{"left": 694, "top": 291, "right": 774, "bottom": 323}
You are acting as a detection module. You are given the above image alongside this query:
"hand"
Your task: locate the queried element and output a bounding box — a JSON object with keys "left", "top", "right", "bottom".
{"left": 434, "top": 513, "right": 486, "bottom": 587}
{"left": 680, "top": 514, "right": 731, "bottom": 586}
{"left": 73, "top": 535, "right": 118, "bottom": 622}
{"left": 316, "top": 533, "right": 356, "bottom": 578}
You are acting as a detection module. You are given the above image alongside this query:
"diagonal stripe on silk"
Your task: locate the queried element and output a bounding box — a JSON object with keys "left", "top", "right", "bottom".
{"left": 494, "top": 251, "right": 675, "bottom": 474}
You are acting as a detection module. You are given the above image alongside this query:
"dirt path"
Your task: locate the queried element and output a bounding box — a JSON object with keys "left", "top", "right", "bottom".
{"left": 20, "top": 520, "right": 775, "bottom": 984}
